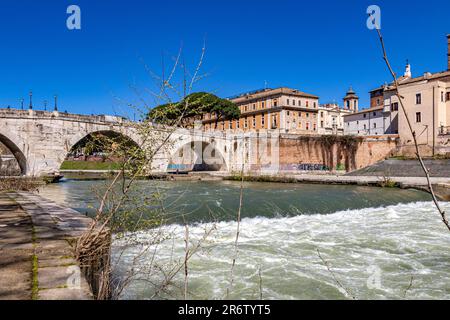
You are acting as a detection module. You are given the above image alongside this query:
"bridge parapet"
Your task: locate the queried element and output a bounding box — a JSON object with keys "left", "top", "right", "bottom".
{"left": 0, "top": 108, "right": 126, "bottom": 125}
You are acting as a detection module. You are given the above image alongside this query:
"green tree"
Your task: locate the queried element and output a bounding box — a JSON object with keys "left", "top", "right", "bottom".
{"left": 149, "top": 92, "right": 240, "bottom": 128}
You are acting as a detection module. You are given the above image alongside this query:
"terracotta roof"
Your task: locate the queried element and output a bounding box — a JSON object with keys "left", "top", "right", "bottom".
{"left": 230, "top": 87, "right": 319, "bottom": 103}
{"left": 371, "top": 70, "right": 450, "bottom": 93}
{"left": 342, "top": 106, "right": 384, "bottom": 117}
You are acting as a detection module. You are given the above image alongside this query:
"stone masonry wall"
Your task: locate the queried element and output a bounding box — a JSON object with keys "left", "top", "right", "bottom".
{"left": 274, "top": 134, "right": 399, "bottom": 172}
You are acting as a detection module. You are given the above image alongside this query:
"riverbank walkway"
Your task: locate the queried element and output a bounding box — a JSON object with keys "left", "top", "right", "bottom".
{"left": 0, "top": 192, "right": 93, "bottom": 300}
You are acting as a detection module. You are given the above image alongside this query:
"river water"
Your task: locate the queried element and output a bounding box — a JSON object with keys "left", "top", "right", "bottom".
{"left": 40, "top": 179, "right": 450, "bottom": 300}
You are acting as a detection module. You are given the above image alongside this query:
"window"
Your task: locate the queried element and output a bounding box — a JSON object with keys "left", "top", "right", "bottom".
{"left": 347, "top": 101, "right": 350, "bottom": 108}
{"left": 373, "top": 123, "right": 377, "bottom": 129}
{"left": 363, "top": 113, "right": 367, "bottom": 118}
{"left": 373, "top": 112, "right": 376, "bottom": 116}
{"left": 416, "top": 93, "right": 422, "bottom": 105}
{"left": 306, "top": 122, "right": 310, "bottom": 130}
{"left": 253, "top": 104, "right": 256, "bottom": 110}
{"left": 287, "top": 99, "right": 290, "bottom": 105}
{"left": 357, "top": 121, "right": 359, "bottom": 125}
{"left": 261, "top": 115, "right": 265, "bottom": 127}
{"left": 391, "top": 102, "right": 398, "bottom": 111}
{"left": 314, "top": 102, "right": 317, "bottom": 108}
{"left": 272, "top": 115, "right": 277, "bottom": 128}
{"left": 363, "top": 124, "right": 367, "bottom": 130}
{"left": 298, "top": 100, "right": 301, "bottom": 107}
{"left": 262, "top": 101, "right": 265, "bottom": 108}
{"left": 306, "top": 101, "right": 309, "bottom": 107}
{"left": 447, "top": 93, "right": 450, "bottom": 102}
{"left": 273, "top": 99, "right": 278, "bottom": 107}
{"left": 292, "top": 100, "right": 296, "bottom": 106}
{"left": 321, "top": 120, "right": 324, "bottom": 128}
{"left": 252, "top": 115, "right": 256, "bottom": 128}
{"left": 236, "top": 120, "right": 240, "bottom": 129}
{"left": 244, "top": 105, "right": 248, "bottom": 112}
{"left": 244, "top": 117, "right": 248, "bottom": 128}
{"left": 416, "top": 112, "right": 421, "bottom": 123}
{"left": 229, "top": 120, "right": 232, "bottom": 129}
{"left": 320, "top": 112, "right": 324, "bottom": 117}
{"left": 313, "top": 124, "right": 316, "bottom": 131}
{"left": 376, "top": 99, "right": 380, "bottom": 105}
{"left": 306, "top": 113, "right": 309, "bottom": 118}
{"left": 287, "top": 111, "right": 290, "bottom": 116}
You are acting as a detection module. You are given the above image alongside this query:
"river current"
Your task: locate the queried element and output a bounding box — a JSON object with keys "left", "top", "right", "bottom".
{"left": 40, "top": 179, "right": 450, "bottom": 299}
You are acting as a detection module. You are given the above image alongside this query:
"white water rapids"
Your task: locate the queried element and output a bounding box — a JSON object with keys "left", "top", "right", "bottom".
{"left": 115, "top": 201, "right": 450, "bottom": 300}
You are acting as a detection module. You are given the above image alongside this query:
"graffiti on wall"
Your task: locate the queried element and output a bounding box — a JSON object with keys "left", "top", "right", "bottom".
{"left": 280, "top": 163, "right": 330, "bottom": 171}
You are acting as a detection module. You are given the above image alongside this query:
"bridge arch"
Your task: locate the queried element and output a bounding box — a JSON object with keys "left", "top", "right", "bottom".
{"left": 61, "top": 130, "right": 142, "bottom": 170}
{"left": 0, "top": 133, "right": 27, "bottom": 175}
{"left": 167, "top": 140, "right": 228, "bottom": 172}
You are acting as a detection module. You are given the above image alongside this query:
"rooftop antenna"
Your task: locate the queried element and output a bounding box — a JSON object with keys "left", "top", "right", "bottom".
{"left": 44, "top": 100, "right": 47, "bottom": 111}
{"left": 183, "top": 56, "right": 187, "bottom": 98}
{"left": 29, "top": 91, "right": 33, "bottom": 109}
{"left": 161, "top": 50, "right": 165, "bottom": 92}
{"left": 54, "top": 95, "right": 58, "bottom": 111}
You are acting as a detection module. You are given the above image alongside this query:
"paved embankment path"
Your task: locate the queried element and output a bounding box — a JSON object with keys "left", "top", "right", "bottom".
{"left": 288, "top": 175, "right": 450, "bottom": 186}
{"left": 345, "top": 159, "right": 450, "bottom": 178}
{"left": 0, "top": 192, "right": 93, "bottom": 300}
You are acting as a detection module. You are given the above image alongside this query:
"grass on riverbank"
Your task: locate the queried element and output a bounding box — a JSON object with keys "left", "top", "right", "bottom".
{"left": 0, "top": 178, "right": 42, "bottom": 192}
{"left": 60, "top": 161, "right": 122, "bottom": 171}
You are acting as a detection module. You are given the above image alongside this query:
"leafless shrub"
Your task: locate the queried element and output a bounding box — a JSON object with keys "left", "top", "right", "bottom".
{"left": 316, "top": 249, "right": 356, "bottom": 300}
{"left": 74, "top": 42, "right": 222, "bottom": 300}
{"left": 373, "top": 26, "right": 449, "bottom": 232}
{"left": 0, "top": 177, "right": 42, "bottom": 192}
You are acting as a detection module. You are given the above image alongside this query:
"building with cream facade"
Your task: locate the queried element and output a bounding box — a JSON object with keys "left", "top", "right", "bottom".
{"left": 377, "top": 35, "right": 450, "bottom": 154}
{"left": 318, "top": 88, "right": 358, "bottom": 135}
{"left": 202, "top": 87, "right": 320, "bottom": 134}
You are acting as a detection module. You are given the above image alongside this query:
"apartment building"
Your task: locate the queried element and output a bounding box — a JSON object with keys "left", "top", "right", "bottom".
{"left": 343, "top": 105, "right": 389, "bottom": 136}
{"left": 202, "top": 87, "right": 320, "bottom": 133}
{"left": 381, "top": 35, "right": 450, "bottom": 152}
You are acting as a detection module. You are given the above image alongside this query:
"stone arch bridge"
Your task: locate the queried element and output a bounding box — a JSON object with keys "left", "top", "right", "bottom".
{"left": 0, "top": 108, "right": 268, "bottom": 177}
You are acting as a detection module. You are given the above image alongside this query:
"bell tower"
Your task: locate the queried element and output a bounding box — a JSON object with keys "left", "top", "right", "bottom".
{"left": 343, "top": 86, "right": 359, "bottom": 112}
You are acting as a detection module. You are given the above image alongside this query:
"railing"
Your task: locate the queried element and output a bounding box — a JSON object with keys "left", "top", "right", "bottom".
{"left": 0, "top": 108, "right": 126, "bottom": 124}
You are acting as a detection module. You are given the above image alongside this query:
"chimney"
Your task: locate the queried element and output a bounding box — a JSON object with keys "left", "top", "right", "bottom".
{"left": 447, "top": 34, "right": 450, "bottom": 71}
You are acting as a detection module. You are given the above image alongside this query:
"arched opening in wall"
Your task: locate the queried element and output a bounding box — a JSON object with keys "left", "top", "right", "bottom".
{"left": 60, "top": 131, "right": 141, "bottom": 172}
{"left": 0, "top": 134, "right": 26, "bottom": 176}
{"left": 168, "top": 141, "right": 227, "bottom": 173}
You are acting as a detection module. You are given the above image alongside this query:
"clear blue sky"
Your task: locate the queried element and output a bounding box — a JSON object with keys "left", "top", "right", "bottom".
{"left": 1, "top": 0, "right": 449, "bottom": 118}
